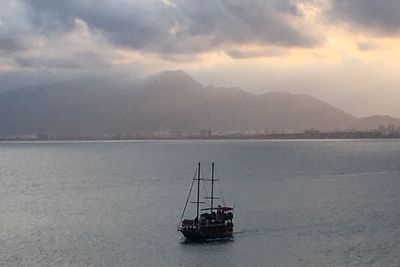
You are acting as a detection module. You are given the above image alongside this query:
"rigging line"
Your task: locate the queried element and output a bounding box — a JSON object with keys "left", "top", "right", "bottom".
{"left": 178, "top": 168, "right": 197, "bottom": 227}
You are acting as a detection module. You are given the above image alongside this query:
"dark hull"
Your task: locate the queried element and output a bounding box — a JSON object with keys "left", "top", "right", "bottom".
{"left": 179, "top": 225, "right": 233, "bottom": 241}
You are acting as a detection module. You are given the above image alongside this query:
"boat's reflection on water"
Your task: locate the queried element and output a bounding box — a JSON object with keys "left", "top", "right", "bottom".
{"left": 180, "top": 237, "right": 234, "bottom": 245}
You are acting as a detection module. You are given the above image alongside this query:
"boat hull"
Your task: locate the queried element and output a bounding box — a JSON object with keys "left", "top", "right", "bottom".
{"left": 179, "top": 225, "right": 233, "bottom": 241}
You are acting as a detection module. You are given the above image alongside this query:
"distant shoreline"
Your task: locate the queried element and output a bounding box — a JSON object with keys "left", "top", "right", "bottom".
{"left": 1, "top": 131, "right": 400, "bottom": 142}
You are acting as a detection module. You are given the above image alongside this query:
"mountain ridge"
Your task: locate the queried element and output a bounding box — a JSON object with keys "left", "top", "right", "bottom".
{"left": 0, "top": 70, "right": 399, "bottom": 135}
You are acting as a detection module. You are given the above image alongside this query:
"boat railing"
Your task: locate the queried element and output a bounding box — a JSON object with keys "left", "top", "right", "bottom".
{"left": 179, "top": 216, "right": 233, "bottom": 229}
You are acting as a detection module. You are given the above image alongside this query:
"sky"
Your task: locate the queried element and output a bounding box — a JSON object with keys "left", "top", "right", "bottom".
{"left": 1, "top": 0, "right": 400, "bottom": 117}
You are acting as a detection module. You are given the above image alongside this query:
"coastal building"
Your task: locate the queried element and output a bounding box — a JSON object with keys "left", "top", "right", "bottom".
{"left": 199, "top": 130, "right": 212, "bottom": 138}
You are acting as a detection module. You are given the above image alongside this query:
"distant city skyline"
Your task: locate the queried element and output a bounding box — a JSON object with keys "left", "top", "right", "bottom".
{"left": 1, "top": 1, "right": 400, "bottom": 117}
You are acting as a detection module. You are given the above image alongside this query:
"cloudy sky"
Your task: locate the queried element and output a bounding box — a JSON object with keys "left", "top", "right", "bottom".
{"left": 1, "top": 0, "right": 400, "bottom": 117}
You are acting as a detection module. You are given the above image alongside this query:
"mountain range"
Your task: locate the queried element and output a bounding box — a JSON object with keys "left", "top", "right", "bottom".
{"left": 0, "top": 70, "right": 399, "bottom": 136}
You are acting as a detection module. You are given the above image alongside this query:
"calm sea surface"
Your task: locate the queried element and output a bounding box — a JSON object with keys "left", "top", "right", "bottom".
{"left": 1, "top": 140, "right": 400, "bottom": 266}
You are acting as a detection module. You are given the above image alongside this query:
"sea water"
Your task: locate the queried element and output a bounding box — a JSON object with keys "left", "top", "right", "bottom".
{"left": 1, "top": 140, "right": 400, "bottom": 266}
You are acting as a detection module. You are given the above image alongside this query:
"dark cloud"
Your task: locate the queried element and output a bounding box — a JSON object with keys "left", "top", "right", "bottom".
{"left": 4, "top": 0, "right": 400, "bottom": 67}
{"left": 328, "top": 0, "right": 400, "bottom": 35}
{"left": 175, "top": 0, "right": 319, "bottom": 49}
{"left": 0, "top": 1, "right": 32, "bottom": 53}
{"left": 14, "top": 52, "right": 111, "bottom": 69}
{"left": 16, "top": 0, "right": 319, "bottom": 55}
{"left": 22, "top": 0, "right": 169, "bottom": 47}
{"left": 0, "top": 36, "right": 28, "bottom": 53}
{"left": 0, "top": 0, "right": 323, "bottom": 70}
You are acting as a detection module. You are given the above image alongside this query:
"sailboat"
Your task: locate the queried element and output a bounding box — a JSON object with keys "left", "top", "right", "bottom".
{"left": 178, "top": 162, "right": 234, "bottom": 241}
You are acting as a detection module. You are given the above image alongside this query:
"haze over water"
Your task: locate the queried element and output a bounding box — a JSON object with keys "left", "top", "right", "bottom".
{"left": 1, "top": 140, "right": 400, "bottom": 266}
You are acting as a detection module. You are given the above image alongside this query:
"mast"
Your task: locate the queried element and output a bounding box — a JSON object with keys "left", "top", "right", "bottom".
{"left": 178, "top": 168, "right": 197, "bottom": 227}
{"left": 210, "top": 162, "right": 215, "bottom": 213}
{"left": 196, "top": 162, "right": 201, "bottom": 221}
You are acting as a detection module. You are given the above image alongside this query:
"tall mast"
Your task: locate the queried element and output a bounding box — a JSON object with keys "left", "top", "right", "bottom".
{"left": 196, "top": 162, "right": 201, "bottom": 221}
{"left": 210, "top": 162, "right": 215, "bottom": 213}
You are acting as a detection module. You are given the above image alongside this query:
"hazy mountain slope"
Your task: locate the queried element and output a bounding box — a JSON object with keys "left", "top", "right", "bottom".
{"left": 252, "top": 92, "right": 357, "bottom": 131}
{"left": 0, "top": 70, "right": 396, "bottom": 135}
{"left": 353, "top": 115, "right": 400, "bottom": 130}
{"left": 0, "top": 85, "right": 135, "bottom": 135}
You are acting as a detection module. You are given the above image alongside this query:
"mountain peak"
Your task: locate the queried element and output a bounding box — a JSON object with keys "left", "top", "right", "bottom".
{"left": 159, "top": 69, "right": 188, "bottom": 76}
{"left": 149, "top": 69, "right": 194, "bottom": 82}
{"left": 144, "top": 69, "right": 203, "bottom": 94}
